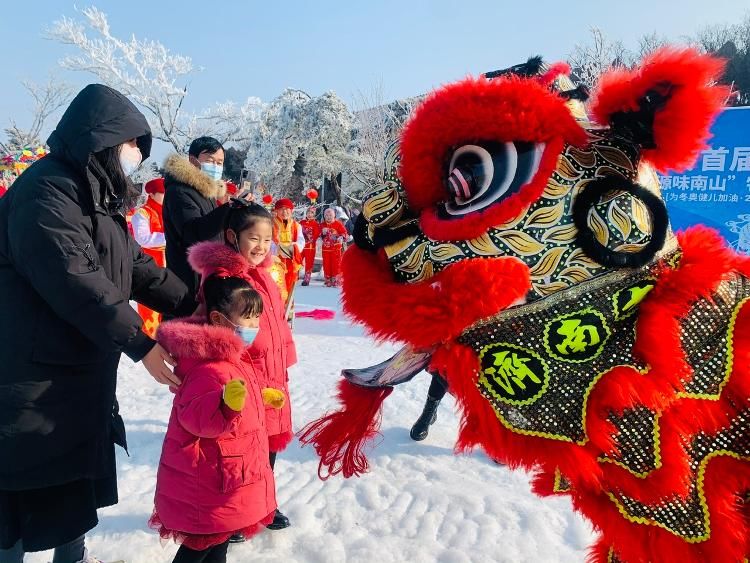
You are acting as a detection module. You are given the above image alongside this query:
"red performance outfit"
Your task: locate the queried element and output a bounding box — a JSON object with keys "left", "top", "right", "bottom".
{"left": 299, "top": 218, "right": 321, "bottom": 285}
{"left": 131, "top": 178, "right": 167, "bottom": 337}
{"left": 320, "top": 219, "right": 348, "bottom": 286}
{"left": 272, "top": 199, "right": 304, "bottom": 301}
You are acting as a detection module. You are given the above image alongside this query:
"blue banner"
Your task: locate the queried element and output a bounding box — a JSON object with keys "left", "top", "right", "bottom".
{"left": 661, "top": 107, "right": 750, "bottom": 252}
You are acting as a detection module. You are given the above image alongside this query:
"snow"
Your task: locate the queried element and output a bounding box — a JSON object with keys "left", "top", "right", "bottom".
{"left": 25, "top": 279, "right": 594, "bottom": 563}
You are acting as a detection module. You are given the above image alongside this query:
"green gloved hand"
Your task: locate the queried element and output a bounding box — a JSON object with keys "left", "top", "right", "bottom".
{"left": 223, "top": 380, "right": 247, "bottom": 412}
{"left": 261, "top": 387, "right": 286, "bottom": 409}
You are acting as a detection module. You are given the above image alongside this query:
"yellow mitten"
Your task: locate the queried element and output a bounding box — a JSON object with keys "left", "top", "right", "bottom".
{"left": 223, "top": 380, "right": 247, "bottom": 412}
{"left": 261, "top": 388, "right": 286, "bottom": 409}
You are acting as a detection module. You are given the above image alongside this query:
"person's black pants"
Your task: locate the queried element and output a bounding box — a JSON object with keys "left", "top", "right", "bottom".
{"left": 269, "top": 451, "right": 277, "bottom": 470}
{"left": 427, "top": 372, "right": 448, "bottom": 400}
{"left": 172, "top": 539, "right": 230, "bottom": 563}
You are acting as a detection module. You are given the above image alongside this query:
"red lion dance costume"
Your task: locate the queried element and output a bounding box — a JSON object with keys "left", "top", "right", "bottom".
{"left": 300, "top": 49, "right": 750, "bottom": 562}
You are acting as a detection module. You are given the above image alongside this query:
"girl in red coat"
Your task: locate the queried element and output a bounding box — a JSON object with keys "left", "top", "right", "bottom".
{"left": 188, "top": 201, "right": 297, "bottom": 534}
{"left": 321, "top": 207, "right": 348, "bottom": 287}
{"left": 151, "top": 275, "right": 285, "bottom": 563}
{"left": 299, "top": 206, "right": 320, "bottom": 286}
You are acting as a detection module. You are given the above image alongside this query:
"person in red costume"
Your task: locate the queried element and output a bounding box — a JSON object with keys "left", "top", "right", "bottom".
{"left": 320, "top": 207, "right": 348, "bottom": 287}
{"left": 271, "top": 198, "right": 304, "bottom": 300}
{"left": 131, "top": 177, "right": 167, "bottom": 337}
{"left": 299, "top": 206, "right": 321, "bottom": 286}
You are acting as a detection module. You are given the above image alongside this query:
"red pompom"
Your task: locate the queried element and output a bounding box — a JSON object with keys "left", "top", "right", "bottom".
{"left": 590, "top": 47, "right": 728, "bottom": 173}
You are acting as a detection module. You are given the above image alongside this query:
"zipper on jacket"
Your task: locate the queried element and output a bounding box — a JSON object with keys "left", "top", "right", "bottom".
{"left": 77, "top": 243, "right": 97, "bottom": 271}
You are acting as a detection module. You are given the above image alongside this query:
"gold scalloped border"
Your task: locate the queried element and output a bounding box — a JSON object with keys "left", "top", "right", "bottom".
{"left": 606, "top": 450, "right": 750, "bottom": 543}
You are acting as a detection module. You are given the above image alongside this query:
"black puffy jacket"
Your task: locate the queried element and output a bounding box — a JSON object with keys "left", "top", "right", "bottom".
{"left": 162, "top": 154, "right": 230, "bottom": 302}
{"left": 0, "top": 84, "right": 189, "bottom": 490}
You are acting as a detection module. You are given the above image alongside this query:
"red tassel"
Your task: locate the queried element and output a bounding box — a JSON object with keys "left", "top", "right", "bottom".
{"left": 298, "top": 379, "right": 393, "bottom": 480}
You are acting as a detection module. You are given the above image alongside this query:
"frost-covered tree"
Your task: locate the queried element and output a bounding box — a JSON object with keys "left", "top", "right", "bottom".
{"left": 350, "top": 83, "right": 419, "bottom": 189}
{"left": 46, "top": 6, "right": 263, "bottom": 152}
{"left": 300, "top": 91, "right": 363, "bottom": 206}
{"left": 568, "top": 17, "right": 750, "bottom": 106}
{"left": 130, "top": 160, "right": 161, "bottom": 185}
{"left": 4, "top": 77, "right": 75, "bottom": 150}
{"left": 182, "top": 98, "right": 264, "bottom": 148}
{"left": 244, "top": 88, "right": 370, "bottom": 205}
{"left": 567, "top": 28, "right": 632, "bottom": 89}
{"left": 636, "top": 32, "right": 669, "bottom": 60}
{"left": 691, "top": 13, "right": 750, "bottom": 106}
{"left": 244, "top": 88, "right": 312, "bottom": 196}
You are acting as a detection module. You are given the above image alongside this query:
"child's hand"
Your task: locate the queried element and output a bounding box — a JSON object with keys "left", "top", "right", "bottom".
{"left": 223, "top": 380, "right": 247, "bottom": 412}
{"left": 261, "top": 388, "right": 286, "bottom": 409}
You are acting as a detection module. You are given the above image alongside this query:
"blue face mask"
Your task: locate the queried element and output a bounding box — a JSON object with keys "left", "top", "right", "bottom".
{"left": 201, "top": 162, "right": 223, "bottom": 181}
{"left": 235, "top": 326, "right": 259, "bottom": 346}
{"left": 219, "top": 313, "right": 259, "bottom": 346}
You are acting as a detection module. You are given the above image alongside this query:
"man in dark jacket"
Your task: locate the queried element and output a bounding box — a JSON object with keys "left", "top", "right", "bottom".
{"left": 0, "top": 84, "right": 191, "bottom": 560}
{"left": 345, "top": 207, "right": 360, "bottom": 236}
{"left": 163, "top": 136, "right": 232, "bottom": 302}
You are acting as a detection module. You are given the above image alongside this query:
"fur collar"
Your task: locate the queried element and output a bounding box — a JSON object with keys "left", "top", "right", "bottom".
{"left": 163, "top": 154, "right": 227, "bottom": 200}
{"left": 157, "top": 316, "right": 244, "bottom": 361}
{"left": 188, "top": 241, "right": 273, "bottom": 279}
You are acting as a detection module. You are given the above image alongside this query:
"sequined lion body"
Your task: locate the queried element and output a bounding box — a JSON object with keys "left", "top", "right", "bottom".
{"left": 302, "top": 49, "right": 750, "bottom": 562}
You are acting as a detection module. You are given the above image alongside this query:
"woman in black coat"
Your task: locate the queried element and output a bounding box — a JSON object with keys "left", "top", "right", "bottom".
{"left": 0, "top": 84, "right": 192, "bottom": 562}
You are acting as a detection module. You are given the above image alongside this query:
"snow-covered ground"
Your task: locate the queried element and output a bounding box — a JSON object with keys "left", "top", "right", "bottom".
{"left": 27, "top": 280, "right": 593, "bottom": 563}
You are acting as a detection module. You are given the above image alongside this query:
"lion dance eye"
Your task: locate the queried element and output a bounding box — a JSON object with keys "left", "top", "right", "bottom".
{"left": 444, "top": 141, "right": 545, "bottom": 216}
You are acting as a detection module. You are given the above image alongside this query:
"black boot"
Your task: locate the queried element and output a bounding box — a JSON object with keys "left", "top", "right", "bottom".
{"left": 228, "top": 533, "right": 245, "bottom": 543}
{"left": 267, "top": 508, "right": 290, "bottom": 530}
{"left": 410, "top": 395, "right": 441, "bottom": 441}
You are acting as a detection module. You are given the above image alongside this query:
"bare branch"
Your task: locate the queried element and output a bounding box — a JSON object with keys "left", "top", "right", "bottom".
{"left": 349, "top": 82, "right": 417, "bottom": 188}
{"left": 4, "top": 76, "right": 74, "bottom": 149}
{"left": 567, "top": 27, "right": 633, "bottom": 89}
{"left": 636, "top": 32, "right": 669, "bottom": 59}
{"left": 45, "top": 5, "right": 262, "bottom": 152}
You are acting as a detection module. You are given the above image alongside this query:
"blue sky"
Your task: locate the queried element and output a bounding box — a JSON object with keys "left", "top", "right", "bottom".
{"left": 2, "top": 0, "right": 747, "bottom": 149}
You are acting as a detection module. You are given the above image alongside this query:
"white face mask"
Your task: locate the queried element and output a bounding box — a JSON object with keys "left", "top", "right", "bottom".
{"left": 201, "top": 162, "right": 223, "bottom": 181}
{"left": 119, "top": 144, "right": 142, "bottom": 177}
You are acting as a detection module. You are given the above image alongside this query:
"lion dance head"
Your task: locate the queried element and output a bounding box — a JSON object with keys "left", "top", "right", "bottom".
{"left": 301, "top": 49, "right": 750, "bottom": 562}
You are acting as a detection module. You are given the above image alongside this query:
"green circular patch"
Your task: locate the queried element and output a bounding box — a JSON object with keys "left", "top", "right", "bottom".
{"left": 478, "top": 343, "right": 550, "bottom": 406}
{"left": 544, "top": 307, "right": 611, "bottom": 363}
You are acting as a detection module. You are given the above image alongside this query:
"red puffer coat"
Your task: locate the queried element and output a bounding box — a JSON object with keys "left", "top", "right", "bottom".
{"left": 189, "top": 242, "right": 297, "bottom": 451}
{"left": 152, "top": 319, "right": 276, "bottom": 549}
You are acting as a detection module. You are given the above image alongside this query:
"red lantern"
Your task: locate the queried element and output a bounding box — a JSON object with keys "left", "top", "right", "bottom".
{"left": 306, "top": 188, "right": 319, "bottom": 203}
{"left": 262, "top": 193, "right": 274, "bottom": 205}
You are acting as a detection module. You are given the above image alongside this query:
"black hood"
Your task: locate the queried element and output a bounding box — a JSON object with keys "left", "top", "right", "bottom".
{"left": 47, "top": 84, "right": 152, "bottom": 170}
